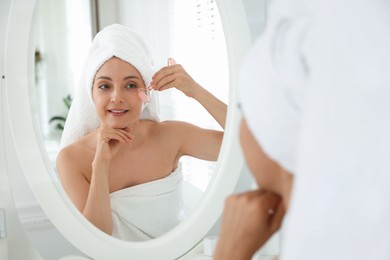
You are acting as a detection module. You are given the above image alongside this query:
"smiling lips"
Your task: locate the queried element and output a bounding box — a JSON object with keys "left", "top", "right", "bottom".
{"left": 108, "top": 109, "right": 129, "bottom": 116}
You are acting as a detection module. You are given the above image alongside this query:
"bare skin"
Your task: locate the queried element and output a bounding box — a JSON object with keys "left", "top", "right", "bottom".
{"left": 214, "top": 119, "right": 292, "bottom": 260}
{"left": 57, "top": 57, "right": 227, "bottom": 235}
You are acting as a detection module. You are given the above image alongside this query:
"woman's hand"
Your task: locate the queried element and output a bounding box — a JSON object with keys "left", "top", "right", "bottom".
{"left": 150, "top": 58, "right": 200, "bottom": 97}
{"left": 84, "top": 127, "right": 133, "bottom": 235}
{"left": 214, "top": 189, "right": 285, "bottom": 260}
{"left": 152, "top": 57, "right": 227, "bottom": 128}
{"left": 94, "top": 127, "right": 133, "bottom": 163}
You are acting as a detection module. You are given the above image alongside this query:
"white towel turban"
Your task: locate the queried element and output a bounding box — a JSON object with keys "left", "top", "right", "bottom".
{"left": 60, "top": 24, "right": 160, "bottom": 149}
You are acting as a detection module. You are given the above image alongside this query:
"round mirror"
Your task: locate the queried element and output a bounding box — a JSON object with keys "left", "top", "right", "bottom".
{"left": 4, "top": 0, "right": 251, "bottom": 258}
{"left": 35, "top": 0, "right": 229, "bottom": 222}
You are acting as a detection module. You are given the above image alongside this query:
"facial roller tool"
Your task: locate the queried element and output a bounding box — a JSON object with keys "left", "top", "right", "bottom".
{"left": 138, "top": 89, "right": 150, "bottom": 103}
{"left": 142, "top": 58, "right": 176, "bottom": 102}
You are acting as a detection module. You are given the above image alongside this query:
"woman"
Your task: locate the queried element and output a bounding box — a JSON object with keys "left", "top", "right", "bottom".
{"left": 214, "top": 0, "right": 309, "bottom": 257}
{"left": 57, "top": 24, "right": 226, "bottom": 241}
{"left": 216, "top": 0, "right": 390, "bottom": 259}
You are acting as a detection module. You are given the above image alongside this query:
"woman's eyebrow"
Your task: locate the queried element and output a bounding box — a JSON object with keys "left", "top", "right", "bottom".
{"left": 123, "top": 75, "right": 141, "bottom": 80}
{"left": 95, "top": 75, "right": 141, "bottom": 81}
{"left": 95, "top": 76, "right": 112, "bottom": 81}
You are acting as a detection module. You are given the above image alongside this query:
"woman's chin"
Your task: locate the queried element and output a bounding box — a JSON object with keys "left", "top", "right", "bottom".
{"left": 109, "top": 123, "right": 130, "bottom": 129}
{"left": 101, "top": 115, "right": 139, "bottom": 129}
{"left": 108, "top": 120, "right": 138, "bottom": 130}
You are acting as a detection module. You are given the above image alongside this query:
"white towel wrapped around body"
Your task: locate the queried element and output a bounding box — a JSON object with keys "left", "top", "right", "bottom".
{"left": 110, "top": 164, "right": 185, "bottom": 241}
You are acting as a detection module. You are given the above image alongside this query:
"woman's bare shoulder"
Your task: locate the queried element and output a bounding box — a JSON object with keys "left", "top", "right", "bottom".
{"left": 140, "top": 120, "right": 186, "bottom": 134}
{"left": 149, "top": 120, "right": 207, "bottom": 141}
{"left": 154, "top": 120, "right": 198, "bottom": 131}
{"left": 56, "top": 136, "right": 95, "bottom": 172}
{"left": 58, "top": 142, "right": 86, "bottom": 161}
{"left": 140, "top": 120, "right": 195, "bottom": 149}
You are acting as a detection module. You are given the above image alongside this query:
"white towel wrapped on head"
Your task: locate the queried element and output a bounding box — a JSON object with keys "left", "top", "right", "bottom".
{"left": 60, "top": 23, "right": 160, "bottom": 149}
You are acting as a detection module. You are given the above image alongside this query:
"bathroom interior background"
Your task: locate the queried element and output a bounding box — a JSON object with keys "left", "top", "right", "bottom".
{"left": 0, "top": 0, "right": 273, "bottom": 258}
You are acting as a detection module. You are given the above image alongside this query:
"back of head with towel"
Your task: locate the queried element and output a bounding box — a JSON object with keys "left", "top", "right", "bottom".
{"left": 214, "top": 0, "right": 390, "bottom": 259}
{"left": 56, "top": 24, "right": 227, "bottom": 240}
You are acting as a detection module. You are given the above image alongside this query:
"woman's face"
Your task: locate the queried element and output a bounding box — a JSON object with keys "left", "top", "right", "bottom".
{"left": 92, "top": 57, "right": 146, "bottom": 129}
{"left": 239, "top": 118, "right": 282, "bottom": 193}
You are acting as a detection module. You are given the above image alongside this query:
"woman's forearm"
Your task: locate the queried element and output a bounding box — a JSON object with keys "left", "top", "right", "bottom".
{"left": 151, "top": 62, "right": 227, "bottom": 127}
{"left": 83, "top": 161, "right": 113, "bottom": 235}
{"left": 190, "top": 84, "right": 227, "bottom": 129}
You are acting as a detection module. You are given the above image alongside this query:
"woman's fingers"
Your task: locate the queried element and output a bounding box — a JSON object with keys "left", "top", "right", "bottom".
{"left": 152, "top": 57, "right": 178, "bottom": 79}
{"left": 106, "top": 132, "right": 128, "bottom": 144}
{"left": 152, "top": 73, "right": 176, "bottom": 91}
{"left": 152, "top": 66, "right": 196, "bottom": 94}
{"left": 118, "top": 128, "right": 134, "bottom": 141}
{"left": 94, "top": 128, "right": 134, "bottom": 161}
{"left": 151, "top": 65, "right": 177, "bottom": 83}
{"left": 214, "top": 190, "right": 284, "bottom": 260}
{"left": 100, "top": 128, "right": 134, "bottom": 144}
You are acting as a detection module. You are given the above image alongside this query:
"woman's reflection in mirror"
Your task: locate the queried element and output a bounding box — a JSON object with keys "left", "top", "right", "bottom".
{"left": 56, "top": 24, "right": 227, "bottom": 241}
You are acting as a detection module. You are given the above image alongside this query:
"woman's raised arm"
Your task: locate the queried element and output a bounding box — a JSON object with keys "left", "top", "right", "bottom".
{"left": 150, "top": 58, "right": 227, "bottom": 128}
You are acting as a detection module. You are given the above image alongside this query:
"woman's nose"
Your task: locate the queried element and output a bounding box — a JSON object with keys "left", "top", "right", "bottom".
{"left": 111, "top": 88, "right": 124, "bottom": 103}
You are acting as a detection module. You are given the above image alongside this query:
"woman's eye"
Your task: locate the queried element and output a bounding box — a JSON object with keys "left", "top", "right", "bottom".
{"left": 126, "top": 83, "right": 137, "bottom": 89}
{"left": 98, "top": 84, "right": 109, "bottom": 90}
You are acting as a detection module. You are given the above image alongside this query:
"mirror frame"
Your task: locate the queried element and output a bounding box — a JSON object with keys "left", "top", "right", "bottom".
{"left": 4, "top": 0, "right": 251, "bottom": 258}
